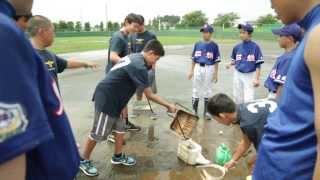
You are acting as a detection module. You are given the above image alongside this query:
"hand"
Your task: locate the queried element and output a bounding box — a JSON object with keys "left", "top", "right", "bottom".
{"left": 188, "top": 72, "right": 194, "bottom": 80}
{"left": 224, "top": 159, "right": 237, "bottom": 170}
{"left": 212, "top": 74, "right": 218, "bottom": 83}
{"left": 167, "top": 104, "right": 177, "bottom": 113}
{"left": 253, "top": 79, "right": 260, "bottom": 87}
{"left": 85, "top": 62, "right": 98, "bottom": 69}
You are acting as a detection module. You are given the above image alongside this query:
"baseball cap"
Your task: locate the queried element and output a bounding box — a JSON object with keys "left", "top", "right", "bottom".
{"left": 238, "top": 23, "right": 254, "bottom": 33}
{"left": 272, "top": 23, "right": 303, "bottom": 41}
{"left": 200, "top": 23, "right": 214, "bottom": 33}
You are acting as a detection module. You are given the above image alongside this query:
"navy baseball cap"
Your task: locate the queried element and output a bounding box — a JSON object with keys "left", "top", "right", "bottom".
{"left": 272, "top": 23, "right": 303, "bottom": 41}
{"left": 200, "top": 23, "right": 214, "bottom": 33}
{"left": 238, "top": 23, "right": 254, "bottom": 33}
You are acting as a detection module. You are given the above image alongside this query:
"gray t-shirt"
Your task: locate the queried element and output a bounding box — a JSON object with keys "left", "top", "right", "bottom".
{"left": 236, "top": 99, "right": 277, "bottom": 150}
{"left": 106, "top": 31, "right": 130, "bottom": 73}
{"left": 95, "top": 53, "right": 150, "bottom": 117}
{"left": 36, "top": 49, "right": 68, "bottom": 85}
{"left": 130, "top": 30, "right": 157, "bottom": 53}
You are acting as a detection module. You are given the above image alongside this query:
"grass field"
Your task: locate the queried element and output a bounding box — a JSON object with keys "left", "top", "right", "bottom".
{"left": 50, "top": 29, "right": 278, "bottom": 54}
{"left": 49, "top": 36, "right": 254, "bottom": 54}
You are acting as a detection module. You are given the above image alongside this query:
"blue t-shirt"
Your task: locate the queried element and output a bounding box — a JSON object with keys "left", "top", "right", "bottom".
{"left": 94, "top": 53, "right": 150, "bottom": 117}
{"left": 191, "top": 41, "right": 221, "bottom": 65}
{"left": 264, "top": 50, "right": 295, "bottom": 93}
{"left": 254, "top": 5, "right": 320, "bottom": 180}
{"left": 0, "top": 3, "right": 80, "bottom": 179}
{"left": 231, "top": 40, "right": 264, "bottom": 73}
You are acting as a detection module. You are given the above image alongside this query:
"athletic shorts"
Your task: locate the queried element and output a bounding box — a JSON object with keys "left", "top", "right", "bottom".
{"left": 89, "top": 110, "right": 125, "bottom": 142}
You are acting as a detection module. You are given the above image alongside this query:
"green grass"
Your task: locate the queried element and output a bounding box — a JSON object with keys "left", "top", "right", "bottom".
{"left": 49, "top": 36, "right": 242, "bottom": 54}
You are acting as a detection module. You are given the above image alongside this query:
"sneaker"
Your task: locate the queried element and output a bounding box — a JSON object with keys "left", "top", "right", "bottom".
{"left": 125, "top": 121, "right": 141, "bottom": 131}
{"left": 79, "top": 159, "right": 98, "bottom": 177}
{"left": 107, "top": 134, "right": 115, "bottom": 143}
{"left": 205, "top": 113, "right": 212, "bottom": 120}
{"left": 111, "top": 153, "right": 136, "bottom": 166}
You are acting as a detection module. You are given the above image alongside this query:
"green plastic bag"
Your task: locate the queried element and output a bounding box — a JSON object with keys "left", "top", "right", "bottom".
{"left": 215, "top": 143, "right": 232, "bottom": 166}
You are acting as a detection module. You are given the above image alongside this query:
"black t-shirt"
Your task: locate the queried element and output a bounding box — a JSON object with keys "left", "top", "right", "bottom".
{"left": 130, "top": 30, "right": 157, "bottom": 53}
{"left": 95, "top": 53, "right": 150, "bottom": 117}
{"left": 236, "top": 99, "right": 277, "bottom": 150}
{"left": 36, "top": 49, "right": 68, "bottom": 84}
{"left": 106, "top": 31, "right": 130, "bottom": 73}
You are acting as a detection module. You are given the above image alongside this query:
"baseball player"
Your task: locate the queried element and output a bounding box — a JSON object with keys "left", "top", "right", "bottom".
{"left": 28, "top": 15, "right": 97, "bottom": 87}
{"left": 207, "top": 93, "right": 277, "bottom": 175}
{"left": 264, "top": 23, "right": 302, "bottom": 99}
{"left": 80, "top": 40, "right": 176, "bottom": 176}
{"left": 227, "top": 23, "right": 264, "bottom": 104}
{"left": 105, "top": 13, "right": 141, "bottom": 136}
{"left": 188, "top": 23, "right": 221, "bottom": 119}
{"left": 0, "top": 0, "right": 80, "bottom": 179}
{"left": 130, "top": 15, "right": 158, "bottom": 103}
{"left": 254, "top": 0, "right": 320, "bottom": 179}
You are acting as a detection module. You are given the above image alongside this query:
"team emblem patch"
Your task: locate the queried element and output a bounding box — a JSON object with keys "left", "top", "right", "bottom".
{"left": 0, "top": 103, "right": 28, "bottom": 142}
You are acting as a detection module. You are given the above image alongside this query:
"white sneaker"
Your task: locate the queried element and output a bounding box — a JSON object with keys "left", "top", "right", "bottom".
{"left": 107, "top": 134, "right": 115, "bottom": 143}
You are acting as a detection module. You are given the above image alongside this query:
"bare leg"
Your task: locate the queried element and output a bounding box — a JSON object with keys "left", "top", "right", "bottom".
{"left": 82, "top": 137, "right": 97, "bottom": 160}
{"left": 115, "top": 132, "right": 125, "bottom": 154}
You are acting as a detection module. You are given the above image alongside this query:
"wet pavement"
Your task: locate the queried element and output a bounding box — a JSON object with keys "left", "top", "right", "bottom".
{"left": 58, "top": 41, "right": 282, "bottom": 180}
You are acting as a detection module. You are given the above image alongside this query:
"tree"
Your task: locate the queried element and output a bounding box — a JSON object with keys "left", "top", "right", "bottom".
{"left": 161, "top": 15, "right": 180, "bottom": 27}
{"left": 53, "top": 22, "right": 59, "bottom": 31}
{"left": 107, "top": 21, "right": 113, "bottom": 31}
{"left": 181, "top": 11, "right": 208, "bottom": 27}
{"left": 99, "top": 22, "right": 104, "bottom": 32}
{"left": 58, "top": 20, "right": 68, "bottom": 31}
{"left": 257, "top": 14, "right": 279, "bottom": 26}
{"left": 112, "top": 22, "right": 120, "bottom": 31}
{"left": 214, "top": 12, "right": 240, "bottom": 28}
{"left": 66, "top": 21, "right": 74, "bottom": 31}
{"left": 75, "top": 21, "right": 82, "bottom": 32}
{"left": 84, "top": 22, "right": 91, "bottom": 31}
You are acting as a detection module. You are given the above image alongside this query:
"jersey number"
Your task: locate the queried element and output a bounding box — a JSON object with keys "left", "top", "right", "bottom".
{"left": 247, "top": 100, "right": 277, "bottom": 114}
{"left": 111, "top": 57, "right": 131, "bottom": 71}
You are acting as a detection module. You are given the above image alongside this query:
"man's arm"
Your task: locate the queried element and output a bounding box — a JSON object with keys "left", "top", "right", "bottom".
{"left": 224, "top": 133, "right": 251, "bottom": 169}
{"left": 0, "top": 154, "right": 26, "bottom": 180}
{"left": 109, "top": 52, "right": 122, "bottom": 64}
{"left": 67, "top": 59, "right": 97, "bottom": 69}
{"left": 276, "top": 85, "right": 283, "bottom": 99}
{"left": 188, "top": 61, "right": 196, "bottom": 80}
{"left": 253, "top": 67, "right": 261, "bottom": 87}
{"left": 304, "top": 25, "right": 320, "bottom": 180}
{"left": 213, "top": 63, "right": 219, "bottom": 83}
{"left": 144, "top": 87, "right": 176, "bottom": 113}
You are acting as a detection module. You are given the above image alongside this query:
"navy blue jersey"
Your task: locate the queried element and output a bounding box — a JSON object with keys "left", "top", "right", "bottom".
{"left": 237, "top": 99, "right": 277, "bottom": 150}
{"left": 106, "top": 31, "right": 130, "bottom": 73}
{"left": 264, "top": 50, "right": 294, "bottom": 93}
{"left": 0, "top": 3, "right": 80, "bottom": 179}
{"left": 36, "top": 49, "right": 68, "bottom": 85}
{"left": 231, "top": 40, "right": 264, "bottom": 73}
{"left": 192, "top": 41, "right": 221, "bottom": 65}
{"left": 130, "top": 30, "right": 157, "bottom": 53}
{"left": 94, "top": 53, "right": 150, "bottom": 117}
{"left": 254, "top": 5, "right": 320, "bottom": 180}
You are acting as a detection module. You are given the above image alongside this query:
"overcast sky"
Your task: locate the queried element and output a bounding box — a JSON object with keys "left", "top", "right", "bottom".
{"left": 33, "top": 0, "right": 275, "bottom": 25}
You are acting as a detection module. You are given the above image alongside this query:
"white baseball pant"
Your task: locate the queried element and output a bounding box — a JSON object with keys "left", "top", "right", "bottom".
{"left": 192, "top": 64, "right": 215, "bottom": 99}
{"left": 233, "top": 70, "right": 255, "bottom": 104}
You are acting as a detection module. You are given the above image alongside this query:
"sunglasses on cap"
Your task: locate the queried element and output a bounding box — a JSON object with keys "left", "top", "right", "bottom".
{"left": 13, "top": 13, "right": 33, "bottom": 21}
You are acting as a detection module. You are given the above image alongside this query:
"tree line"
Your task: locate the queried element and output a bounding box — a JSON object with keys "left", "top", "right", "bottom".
{"left": 53, "top": 11, "right": 280, "bottom": 32}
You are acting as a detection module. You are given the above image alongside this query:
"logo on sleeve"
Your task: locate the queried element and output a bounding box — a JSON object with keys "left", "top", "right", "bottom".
{"left": 0, "top": 103, "right": 28, "bottom": 142}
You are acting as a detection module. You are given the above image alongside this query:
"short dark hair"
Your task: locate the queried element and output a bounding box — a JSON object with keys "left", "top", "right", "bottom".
{"left": 207, "top": 93, "right": 236, "bottom": 117}
{"left": 137, "top": 14, "right": 145, "bottom": 25}
{"left": 28, "top": 15, "right": 52, "bottom": 37}
{"left": 124, "top": 13, "right": 142, "bottom": 25}
{"left": 143, "top": 39, "right": 165, "bottom": 56}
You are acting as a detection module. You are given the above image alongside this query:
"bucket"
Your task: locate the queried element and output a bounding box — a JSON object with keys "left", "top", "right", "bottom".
{"left": 197, "top": 164, "right": 227, "bottom": 180}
